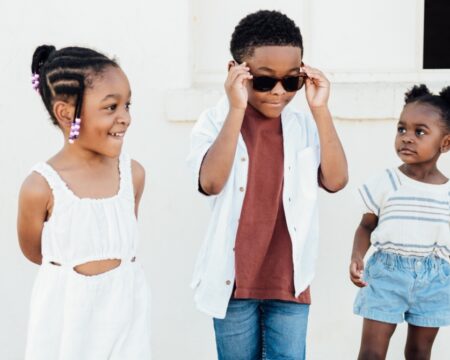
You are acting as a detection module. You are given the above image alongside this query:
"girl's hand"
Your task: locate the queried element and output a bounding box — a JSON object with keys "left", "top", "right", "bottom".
{"left": 303, "top": 64, "right": 330, "bottom": 109}
{"left": 349, "top": 257, "right": 367, "bottom": 287}
{"left": 224, "top": 61, "right": 252, "bottom": 111}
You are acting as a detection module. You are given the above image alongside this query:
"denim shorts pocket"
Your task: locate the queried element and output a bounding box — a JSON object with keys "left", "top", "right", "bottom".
{"left": 366, "top": 259, "right": 386, "bottom": 279}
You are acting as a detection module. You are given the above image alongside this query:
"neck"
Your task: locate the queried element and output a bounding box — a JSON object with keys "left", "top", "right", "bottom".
{"left": 57, "top": 143, "right": 110, "bottom": 166}
{"left": 399, "top": 162, "right": 447, "bottom": 184}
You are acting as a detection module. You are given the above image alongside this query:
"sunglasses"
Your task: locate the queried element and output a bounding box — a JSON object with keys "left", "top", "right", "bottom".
{"left": 251, "top": 73, "right": 308, "bottom": 92}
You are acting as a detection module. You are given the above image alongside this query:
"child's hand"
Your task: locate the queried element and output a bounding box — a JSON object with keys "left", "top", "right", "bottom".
{"left": 349, "top": 257, "right": 367, "bottom": 287}
{"left": 224, "top": 61, "right": 252, "bottom": 111}
{"left": 303, "top": 64, "right": 330, "bottom": 109}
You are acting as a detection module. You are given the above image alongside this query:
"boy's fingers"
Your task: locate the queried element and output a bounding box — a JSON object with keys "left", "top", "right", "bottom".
{"left": 302, "top": 66, "right": 329, "bottom": 84}
{"left": 228, "top": 68, "right": 250, "bottom": 83}
{"left": 233, "top": 73, "right": 252, "bottom": 86}
{"left": 228, "top": 64, "right": 249, "bottom": 76}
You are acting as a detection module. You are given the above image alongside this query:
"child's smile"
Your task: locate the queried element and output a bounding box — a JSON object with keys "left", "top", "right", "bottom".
{"left": 108, "top": 130, "right": 126, "bottom": 140}
{"left": 79, "top": 66, "right": 132, "bottom": 156}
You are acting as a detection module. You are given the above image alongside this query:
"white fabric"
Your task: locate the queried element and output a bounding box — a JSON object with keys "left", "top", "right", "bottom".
{"left": 25, "top": 153, "right": 151, "bottom": 360}
{"left": 359, "top": 167, "right": 450, "bottom": 260}
{"left": 187, "top": 97, "right": 321, "bottom": 319}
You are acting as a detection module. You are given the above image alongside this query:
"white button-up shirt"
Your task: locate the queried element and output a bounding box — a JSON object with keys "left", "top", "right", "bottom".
{"left": 187, "top": 97, "right": 321, "bottom": 319}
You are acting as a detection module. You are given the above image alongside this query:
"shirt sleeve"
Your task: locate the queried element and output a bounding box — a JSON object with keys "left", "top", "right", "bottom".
{"left": 186, "top": 107, "right": 220, "bottom": 196}
{"left": 303, "top": 111, "right": 325, "bottom": 190}
{"left": 358, "top": 169, "right": 395, "bottom": 216}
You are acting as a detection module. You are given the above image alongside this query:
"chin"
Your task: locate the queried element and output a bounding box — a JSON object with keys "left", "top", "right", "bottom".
{"left": 247, "top": 99, "right": 284, "bottom": 119}
{"left": 103, "top": 145, "right": 123, "bottom": 158}
{"left": 259, "top": 107, "right": 283, "bottom": 119}
{"left": 398, "top": 156, "right": 419, "bottom": 165}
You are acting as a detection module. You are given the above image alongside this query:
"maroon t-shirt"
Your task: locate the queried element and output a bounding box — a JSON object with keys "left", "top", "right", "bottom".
{"left": 234, "top": 104, "right": 311, "bottom": 304}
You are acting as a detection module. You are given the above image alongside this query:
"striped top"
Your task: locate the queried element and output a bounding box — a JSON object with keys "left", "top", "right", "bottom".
{"left": 359, "top": 168, "right": 450, "bottom": 261}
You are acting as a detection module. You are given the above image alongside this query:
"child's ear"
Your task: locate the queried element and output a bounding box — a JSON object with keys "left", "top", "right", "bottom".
{"left": 53, "top": 101, "right": 75, "bottom": 129}
{"left": 441, "top": 134, "right": 450, "bottom": 153}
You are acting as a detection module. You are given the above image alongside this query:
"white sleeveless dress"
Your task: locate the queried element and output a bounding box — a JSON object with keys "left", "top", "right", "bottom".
{"left": 25, "top": 153, "right": 151, "bottom": 360}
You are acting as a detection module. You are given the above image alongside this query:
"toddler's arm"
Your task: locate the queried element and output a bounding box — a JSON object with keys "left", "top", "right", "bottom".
{"left": 349, "top": 213, "right": 378, "bottom": 287}
{"left": 17, "top": 173, "right": 52, "bottom": 265}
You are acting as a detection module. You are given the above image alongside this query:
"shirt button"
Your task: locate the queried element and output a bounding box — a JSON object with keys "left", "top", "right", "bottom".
{"left": 294, "top": 227, "right": 297, "bottom": 232}
{"left": 288, "top": 197, "right": 291, "bottom": 202}
{"left": 239, "top": 187, "right": 245, "bottom": 192}
{"left": 241, "top": 157, "right": 246, "bottom": 162}
{"left": 288, "top": 166, "right": 291, "bottom": 170}
{"left": 226, "top": 280, "right": 231, "bottom": 285}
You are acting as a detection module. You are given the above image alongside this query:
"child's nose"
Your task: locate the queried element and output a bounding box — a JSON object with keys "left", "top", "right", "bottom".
{"left": 117, "top": 112, "right": 131, "bottom": 125}
{"left": 270, "top": 80, "right": 286, "bottom": 95}
{"left": 402, "top": 135, "right": 414, "bottom": 143}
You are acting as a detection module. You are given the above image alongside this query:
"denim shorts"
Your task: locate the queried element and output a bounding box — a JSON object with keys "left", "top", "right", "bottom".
{"left": 354, "top": 250, "right": 450, "bottom": 327}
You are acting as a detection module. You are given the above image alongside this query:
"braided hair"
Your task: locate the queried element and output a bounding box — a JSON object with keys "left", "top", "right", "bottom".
{"left": 230, "top": 10, "right": 303, "bottom": 63}
{"left": 404, "top": 84, "right": 450, "bottom": 132}
{"left": 31, "top": 45, "right": 118, "bottom": 126}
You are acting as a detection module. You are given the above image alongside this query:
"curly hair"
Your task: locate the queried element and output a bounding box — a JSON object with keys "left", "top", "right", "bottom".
{"left": 404, "top": 84, "right": 450, "bottom": 131}
{"left": 230, "top": 10, "right": 303, "bottom": 63}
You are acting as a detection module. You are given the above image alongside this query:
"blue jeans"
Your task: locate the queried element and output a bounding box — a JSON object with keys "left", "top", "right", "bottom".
{"left": 213, "top": 299, "right": 310, "bottom": 360}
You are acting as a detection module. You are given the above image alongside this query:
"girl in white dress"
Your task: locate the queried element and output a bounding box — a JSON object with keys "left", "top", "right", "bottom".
{"left": 18, "top": 45, "right": 151, "bottom": 359}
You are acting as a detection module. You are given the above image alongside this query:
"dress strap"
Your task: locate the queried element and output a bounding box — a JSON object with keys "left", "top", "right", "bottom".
{"left": 118, "top": 152, "right": 135, "bottom": 203}
{"left": 31, "top": 162, "right": 68, "bottom": 192}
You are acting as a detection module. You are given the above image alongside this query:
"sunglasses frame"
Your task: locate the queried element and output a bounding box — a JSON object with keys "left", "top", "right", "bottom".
{"left": 251, "top": 72, "right": 309, "bottom": 92}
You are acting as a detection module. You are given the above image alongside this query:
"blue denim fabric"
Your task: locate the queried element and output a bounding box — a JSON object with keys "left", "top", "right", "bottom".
{"left": 354, "top": 250, "right": 450, "bottom": 327}
{"left": 213, "top": 299, "right": 310, "bottom": 360}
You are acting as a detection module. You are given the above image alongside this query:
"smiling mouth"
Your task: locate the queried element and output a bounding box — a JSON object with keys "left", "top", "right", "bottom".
{"left": 108, "top": 132, "right": 125, "bottom": 138}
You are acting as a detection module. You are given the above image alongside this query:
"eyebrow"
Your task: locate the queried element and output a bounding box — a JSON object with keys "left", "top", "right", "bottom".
{"left": 256, "top": 66, "right": 301, "bottom": 73}
{"left": 101, "top": 91, "right": 132, "bottom": 102}
{"left": 397, "top": 121, "right": 430, "bottom": 129}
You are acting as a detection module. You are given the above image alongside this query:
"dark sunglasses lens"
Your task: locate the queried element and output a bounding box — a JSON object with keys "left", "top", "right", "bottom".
{"left": 252, "top": 77, "right": 278, "bottom": 92}
{"left": 282, "top": 76, "right": 305, "bottom": 92}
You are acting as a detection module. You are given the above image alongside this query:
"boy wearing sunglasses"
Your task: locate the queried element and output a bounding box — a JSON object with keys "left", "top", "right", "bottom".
{"left": 187, "top": 10, "right": 348, "bottom": 359}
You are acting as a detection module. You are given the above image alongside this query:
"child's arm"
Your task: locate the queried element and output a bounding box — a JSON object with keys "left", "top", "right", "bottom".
{"left": 199, "top": 62, "right": 252, "bottom": 195}
{"left": 302, "top": 65, "right": 348, "bottom": 192}
{"left": 17, "top": 173, "right": 52, "bottom": 265}
{"left": 349, "top": 213, "right": 378, "bottom": 287}
{"left": 131, "top": 160, "right": 145, "bottom": 218}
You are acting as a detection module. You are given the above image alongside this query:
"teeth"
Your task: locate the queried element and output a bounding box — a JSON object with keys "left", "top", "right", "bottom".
{"left": 109, "top": 132, "right": 124, "bottom": 137}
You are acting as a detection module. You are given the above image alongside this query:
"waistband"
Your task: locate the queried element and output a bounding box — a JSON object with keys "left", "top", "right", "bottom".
{"left": 371, "top": 250, "right": 448, "bottom": 271}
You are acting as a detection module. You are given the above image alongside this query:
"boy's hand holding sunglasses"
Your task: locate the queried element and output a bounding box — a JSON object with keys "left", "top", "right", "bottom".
{"left": 302, "top": 64, "right": 330, "bottom": 109}
{"left": 225, "top": 61, "right": 253, "bottom": 111}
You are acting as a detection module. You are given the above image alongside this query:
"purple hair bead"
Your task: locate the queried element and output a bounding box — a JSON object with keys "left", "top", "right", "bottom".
{"left": 31, "top": 73, "right": 40, "bottom": 93}
{"left": 68, "top": 117, "right": 81, "bottom": 144}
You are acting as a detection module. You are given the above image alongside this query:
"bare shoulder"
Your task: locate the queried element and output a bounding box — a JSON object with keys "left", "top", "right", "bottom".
{"left": 19, "top": 171, "right": 52, "bottom": 204}
{"left": 130, "top": 159, "right": 146, "bottom": 195}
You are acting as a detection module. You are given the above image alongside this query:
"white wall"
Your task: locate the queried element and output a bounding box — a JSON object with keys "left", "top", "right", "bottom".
{"left": 1, "top": 0, "right": 449, "bottom": 359}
